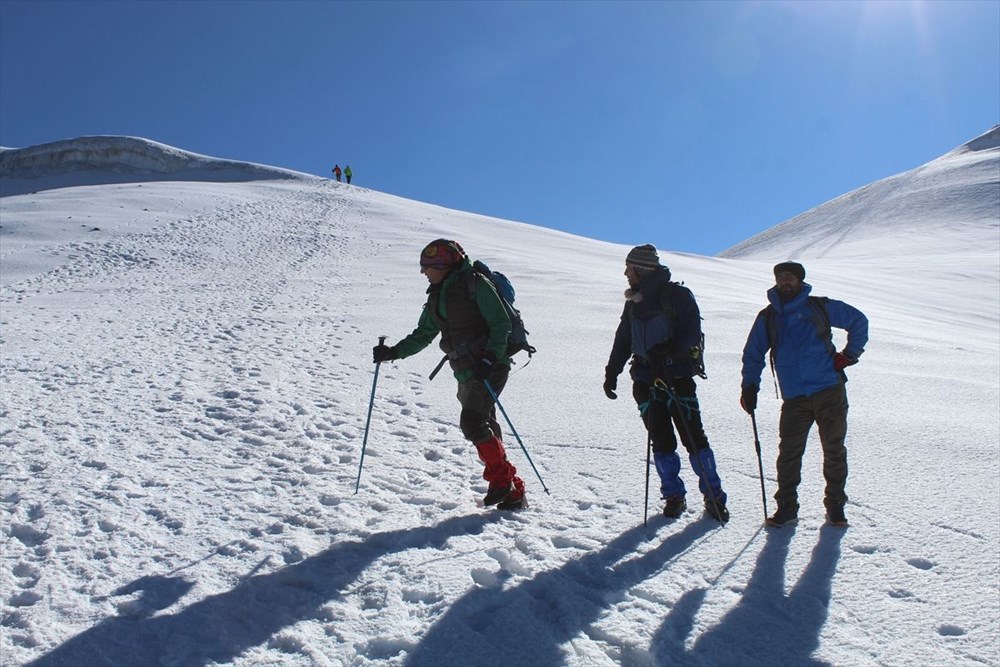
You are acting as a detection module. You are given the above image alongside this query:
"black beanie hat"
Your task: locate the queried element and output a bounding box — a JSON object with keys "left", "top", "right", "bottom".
{"left": 626, "top": 244, "right": 661, "bottom": 272}
{"left": 773, "top": 261, "right": 806, "bottom": 281}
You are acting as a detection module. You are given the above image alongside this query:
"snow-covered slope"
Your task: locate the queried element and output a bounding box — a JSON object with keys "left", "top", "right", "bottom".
{"left": 720, "top": 125, "right": 1000, "bottom": 261}
{"left": 1, "top": 134, "right": 998, "bottom": 667}
{"left": 0, "top": 136, "right": 316, "bottom": 197}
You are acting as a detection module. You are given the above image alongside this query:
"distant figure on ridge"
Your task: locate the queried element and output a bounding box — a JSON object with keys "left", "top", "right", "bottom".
{"left": 740, "top": 261, "right": 869, "bottom": 528}
{"left": 332, "top": 164, "right": 342, "bottom": 182}
{"left": 603, "top": 244, "right": 729, "bottom": 523}
{"left": 344, "top": 165, "right": 352, "bottom": 184}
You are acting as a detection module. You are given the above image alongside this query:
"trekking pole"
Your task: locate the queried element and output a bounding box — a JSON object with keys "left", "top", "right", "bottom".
{"left": 643, "top": 433, "right": 652, "bottom": 527}
{"left": 654, "top": 379, "right": 726, "bottom": 525}
{"left": 750, "top": 411, "right": 769, "bottom": 521}
{"left": 484, "top": 380, "right": 550, "bottom": 494}
{"left": 355, "top": 336, "right": 386, "bottom": 494}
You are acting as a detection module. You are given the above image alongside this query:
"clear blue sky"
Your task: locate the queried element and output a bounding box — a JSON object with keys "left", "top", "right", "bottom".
{"left": 2, "top": 0, "right": 998, "bottom": 255}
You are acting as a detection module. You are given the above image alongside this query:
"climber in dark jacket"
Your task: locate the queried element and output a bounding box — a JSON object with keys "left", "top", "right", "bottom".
{"left": 605, "top": 244, "right": 728, "bottom": 522}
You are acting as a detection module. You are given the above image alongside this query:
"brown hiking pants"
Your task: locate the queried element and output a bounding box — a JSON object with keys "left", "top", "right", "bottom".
{"left": 775, "top": 382, "right": 849, "bottom": 510}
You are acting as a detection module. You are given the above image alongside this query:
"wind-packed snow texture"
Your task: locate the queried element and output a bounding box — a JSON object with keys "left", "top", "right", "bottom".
{"left": 1, "top": 130, "right": 998, "bottom": 666}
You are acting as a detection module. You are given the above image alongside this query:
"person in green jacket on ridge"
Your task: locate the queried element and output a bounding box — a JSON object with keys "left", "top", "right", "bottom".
{"left": 372, "top": 239, "right": 527, "bottom": 510}
{"left": 344, "top": 164, "right": 352, "bottom": 184}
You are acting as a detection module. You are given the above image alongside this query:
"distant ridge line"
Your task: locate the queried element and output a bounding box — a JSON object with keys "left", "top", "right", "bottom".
{"left": 0, "top": 135, "right": 314, "bottom": 197}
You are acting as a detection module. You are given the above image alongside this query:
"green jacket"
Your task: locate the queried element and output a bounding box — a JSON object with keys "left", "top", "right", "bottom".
{"left": 394, "top": 257, "right": 511, "bottom": 381}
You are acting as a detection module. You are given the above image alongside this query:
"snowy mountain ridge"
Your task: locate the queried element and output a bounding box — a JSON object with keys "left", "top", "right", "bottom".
{"left": 0, "top": 135, "right": 316, "bottom": 197}
{"left": 720, "top": 125, "right": 999, "bottom": 261}
{"left": 945, "top": 123, "right": 1000, "bottom": 156}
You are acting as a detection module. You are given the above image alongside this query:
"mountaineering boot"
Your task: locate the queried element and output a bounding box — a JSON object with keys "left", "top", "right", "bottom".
{"left": 688, "top": 448, "right": 727, "bottom": 523}
{"left": 496, "top": 492, "right": 527, "bottom": 511}
{"left": 475, "top": 436, "right": 526, "bottom": 510}
{"left": 496, "top": 477, "right": 526, "bottom": 510}
{"left": 662, "top": 495, "right": 687, "bottom": 519}
{"left": 826, "top": 504, "right": 848, "bottom": 527}
{"left": 475, "top": 435, "right": 514, "bottom": 504}
{"left": 766, "top": 502, "right": 799, "bottom": 527}
{"left": 483, "top": 481, "right": 515, "bottom": 507}
{"left": 704, "top": 495, "right": 730, "bottom": 524}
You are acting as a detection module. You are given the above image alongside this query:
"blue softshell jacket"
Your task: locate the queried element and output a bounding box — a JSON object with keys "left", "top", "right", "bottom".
{"left": 741, "top": 282, "right": 869, "bottom": 400}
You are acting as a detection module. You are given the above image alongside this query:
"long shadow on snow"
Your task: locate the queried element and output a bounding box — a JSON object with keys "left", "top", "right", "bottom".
{"left": 26, "top": 513, "right": 497, "bottom": 667}
{"left": 405, "top": 518, "right": 718, "bottom": 667}
{"left": 653, "top": 524, "right": 845, "bottom": 666}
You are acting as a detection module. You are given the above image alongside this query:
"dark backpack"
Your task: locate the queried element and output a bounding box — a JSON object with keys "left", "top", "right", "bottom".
{"left": 467, "top": 260, "right": 536, "bottom": 358}
{"left": 627, "top": 281, "right": 707, "bottom": 379}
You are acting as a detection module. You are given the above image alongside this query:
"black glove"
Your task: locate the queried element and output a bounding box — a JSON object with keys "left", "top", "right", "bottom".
{"left": 473, "top": 352, "right": 497, "bottom": 382}
{"left": 603, "top": 368, "right": 618, "bottom": 400}
{"left": 372, "top": 343, "right": 396, "bottom": 364}
{"left": 740, "top": 384, "right": 758, "bottom": 414}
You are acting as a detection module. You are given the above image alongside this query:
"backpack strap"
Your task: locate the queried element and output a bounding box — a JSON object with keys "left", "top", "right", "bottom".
{"left": 628, "top": 281, "right": 707, "bottom": 379}
{"left": 808, "top": 296, "right": 836, "bottom": 357}
{"left": 625, "top": 280, "right": 675, "bottom": 320}
{"left": 658, "top": 281, "right": 677, "bottom": 320}
{"left": 763, "top": 305, "right": 779, "bottom": 397}
{"left": 465, "top": 266, "right": 536, "bottom": 362}
{"left": 465, "top": 268, "right": 478, "bottom": 300}
{"left": 665, "top": 282, "right": 707, "bottom": 379}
